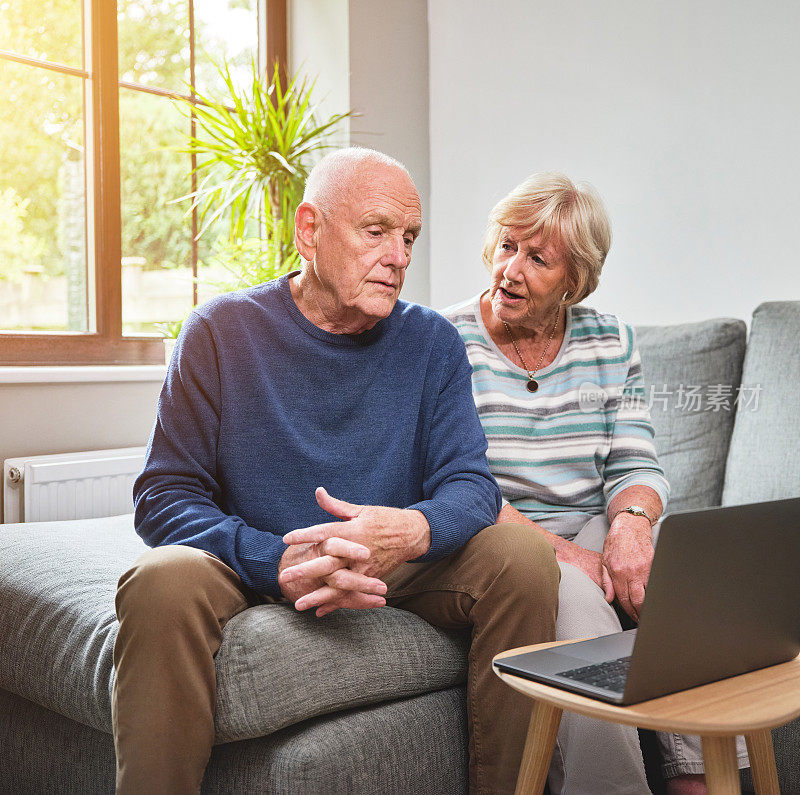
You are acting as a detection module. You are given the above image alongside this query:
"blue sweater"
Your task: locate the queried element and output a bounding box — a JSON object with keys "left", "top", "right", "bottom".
{"left": 134, "top": 274, "right": 502, "bottom": 596}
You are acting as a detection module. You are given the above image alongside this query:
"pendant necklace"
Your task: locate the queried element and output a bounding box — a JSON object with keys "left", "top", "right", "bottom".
{"left": 503, "top": 307, "right": 560, "bottom": 393}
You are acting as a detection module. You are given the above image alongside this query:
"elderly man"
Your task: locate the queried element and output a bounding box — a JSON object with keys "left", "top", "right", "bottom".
{"left": 113, "top": 147, "right": 560, "bottom": 794}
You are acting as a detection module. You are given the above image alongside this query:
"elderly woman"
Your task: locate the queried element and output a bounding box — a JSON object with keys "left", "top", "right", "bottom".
{"left": 444, "top": 173, "right": 748, "bottom": 795}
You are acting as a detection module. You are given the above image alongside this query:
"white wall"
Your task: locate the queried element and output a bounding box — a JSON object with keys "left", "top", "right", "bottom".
{"left": 348, "top": 0, "right": 431, "bottom": 305}
{"left": 0, "top": 369, "right": 164, "bottom": 519}
{"left": 288, "top": 0, "right": 351, "bottom": 142}
{"left": 428, "top": 0, "right": 800, "bottom": 324}
{"left": 288, "top": 0, "right": 431, "bottom": 305}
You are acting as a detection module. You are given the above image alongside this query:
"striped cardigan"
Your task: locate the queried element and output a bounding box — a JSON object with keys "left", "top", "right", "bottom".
{"left": 443, "top": 296, "right": 669, "bottom": 520}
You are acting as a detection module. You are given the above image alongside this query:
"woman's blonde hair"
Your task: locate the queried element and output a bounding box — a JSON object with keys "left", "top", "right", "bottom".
{"left": 481, "top": 172, "right": 612, "bottom": 305}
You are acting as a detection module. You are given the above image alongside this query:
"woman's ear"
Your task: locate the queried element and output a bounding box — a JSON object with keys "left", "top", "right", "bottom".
{"left": 562, "top": 273, "right": 579, "bottom": 304}
{"left": 294, "top": 202, "right": 320, "bottom": 261}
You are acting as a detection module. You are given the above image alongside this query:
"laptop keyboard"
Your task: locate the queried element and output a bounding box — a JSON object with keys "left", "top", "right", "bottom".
{"left": 559, "top": 655, "right": 632, "bottom": 692}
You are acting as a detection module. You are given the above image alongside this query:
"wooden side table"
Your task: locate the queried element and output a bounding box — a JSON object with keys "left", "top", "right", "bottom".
{"left": 494, "top": 641, "right": 800, "bottom": 795}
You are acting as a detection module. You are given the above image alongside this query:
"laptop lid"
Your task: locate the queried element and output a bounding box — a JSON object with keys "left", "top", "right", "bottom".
{"left": 622, "top": 497, "right": 800, "bottom": 703}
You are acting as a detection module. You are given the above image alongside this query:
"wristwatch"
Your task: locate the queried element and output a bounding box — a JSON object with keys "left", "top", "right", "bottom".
{"left": 613, "top": 505, "right": 656, "bottom": 526}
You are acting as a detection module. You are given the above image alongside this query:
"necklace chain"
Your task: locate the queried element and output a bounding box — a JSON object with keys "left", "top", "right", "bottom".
{"left": 503, "top": 307, "right": 560, "bottom": 391}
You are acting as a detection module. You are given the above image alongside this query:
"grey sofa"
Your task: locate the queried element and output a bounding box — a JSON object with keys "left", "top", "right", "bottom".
{"left": 1, "top": 300, "right": 799, "bottom": 794}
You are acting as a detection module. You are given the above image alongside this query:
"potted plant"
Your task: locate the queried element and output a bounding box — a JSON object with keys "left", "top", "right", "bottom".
{"left": 183, "top": 59, "right": 351, "bottom": 263}
{"left": 161, "top": 59, "right": 352, "bottom": 360}
{"left": 155, "top": 319, "right": 184, "bottom": 364}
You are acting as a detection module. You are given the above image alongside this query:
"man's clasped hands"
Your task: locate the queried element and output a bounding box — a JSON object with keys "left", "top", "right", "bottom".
{"left": 277, "top": 487, "right": 431, "bottom": 618}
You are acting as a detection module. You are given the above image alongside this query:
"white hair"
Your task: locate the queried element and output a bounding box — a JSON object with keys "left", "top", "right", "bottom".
{"left": 482, "top": 172, "right": 612, "bottom": 305}
{"left": 302, "top": 147, "right": 412, "bottom": 214}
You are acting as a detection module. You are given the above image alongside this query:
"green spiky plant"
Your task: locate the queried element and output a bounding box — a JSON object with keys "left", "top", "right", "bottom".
{"left": 154, "top": 318, "right": 185, "bottom": 339}
{"left": 174, "top": 58, "right": 352, "bottom": 288}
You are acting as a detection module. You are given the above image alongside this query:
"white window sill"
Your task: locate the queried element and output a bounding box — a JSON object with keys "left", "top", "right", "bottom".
{"left": 0, "top": 366, "right": 167, "bottom": 384}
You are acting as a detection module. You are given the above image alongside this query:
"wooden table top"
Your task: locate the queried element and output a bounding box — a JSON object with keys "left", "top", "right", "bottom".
{"left": 494, "top": 640, "right": 800, "bottom": 735}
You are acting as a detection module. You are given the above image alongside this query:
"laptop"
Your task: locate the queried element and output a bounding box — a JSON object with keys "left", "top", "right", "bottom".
{"left": 493, "top": 498, "right": 800, "bottom": 705}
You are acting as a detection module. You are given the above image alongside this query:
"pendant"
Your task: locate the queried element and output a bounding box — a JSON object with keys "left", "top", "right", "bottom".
{"left": 526, "top": 379, "right": 539, "bottom": 393}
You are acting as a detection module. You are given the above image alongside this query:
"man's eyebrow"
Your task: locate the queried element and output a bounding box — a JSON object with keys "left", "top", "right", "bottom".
{"left": 361, "top": 214, "right": 422, "bottom": 237}
{"left": 360, "top": 213, "right": 394, "bottom": 227}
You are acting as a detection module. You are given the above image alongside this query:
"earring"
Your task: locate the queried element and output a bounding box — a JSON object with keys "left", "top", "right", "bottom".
{"left": 561, "top": 290, "right": 570, "bottom": 303}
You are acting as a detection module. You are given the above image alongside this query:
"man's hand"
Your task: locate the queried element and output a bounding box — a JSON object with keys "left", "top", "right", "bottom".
{"left": 277, "top": 535, "right": 388, "bottom": 617}
{"left": 602, "top": 514, "right": 654, "bottom": 622}
{"left": 279, "top": 487, "right": 432, "bottom": 617}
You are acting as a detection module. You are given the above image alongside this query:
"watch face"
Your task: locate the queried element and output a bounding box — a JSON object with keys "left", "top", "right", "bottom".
{"left": 622, "top": 506, "right": 652, "bottom": 523}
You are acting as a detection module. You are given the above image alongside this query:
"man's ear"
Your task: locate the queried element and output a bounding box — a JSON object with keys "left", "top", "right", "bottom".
{"left": 294, "top": 202, "right": 320, "bottom": 261}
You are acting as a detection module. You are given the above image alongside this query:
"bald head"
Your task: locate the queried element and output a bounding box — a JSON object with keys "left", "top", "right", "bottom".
{"left": 291, "top": 146, "right": 422, "bottom": 334}
{"left": 303, "top": 147, "right": 415, "bottom": 216}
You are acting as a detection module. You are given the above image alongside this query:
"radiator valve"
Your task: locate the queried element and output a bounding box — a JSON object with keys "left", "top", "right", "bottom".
{"left": 7, "top": 467, "right": 22, "bottom": 485}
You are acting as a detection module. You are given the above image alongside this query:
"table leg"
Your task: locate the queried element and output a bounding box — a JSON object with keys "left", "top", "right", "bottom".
{"left": 701, "top": 735, "right": 740, "bottom": 795}
{"left": 514, "top": 700, "right": 562, "bottom": 795}
{"left": 745, "top": 729, "right": 779, "bottom": 795}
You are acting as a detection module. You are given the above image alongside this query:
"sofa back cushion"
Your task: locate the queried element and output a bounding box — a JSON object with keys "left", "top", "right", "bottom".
{"left": 722, "top": 301, "right": 800, "bottom": 505}
{"left": 0, "top": 515, "right": 468, "bottom": 743}
{"left": 636, "top": 319, "right": 746, "bottom": 512}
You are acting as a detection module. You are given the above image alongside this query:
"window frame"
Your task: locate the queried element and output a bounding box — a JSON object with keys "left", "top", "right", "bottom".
{"left": 0, "top": 0, "right": 287, "bottom": 366}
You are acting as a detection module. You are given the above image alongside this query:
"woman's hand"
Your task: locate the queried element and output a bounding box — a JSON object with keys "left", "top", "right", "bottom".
{"left": 602, "top": 513, "right": 654, "bottom": 621}
{"left": 556, "top": 543, "right": 615, "bottom": 603}
{"left": 497, "top": 503, "right": 614, "bottom": 602}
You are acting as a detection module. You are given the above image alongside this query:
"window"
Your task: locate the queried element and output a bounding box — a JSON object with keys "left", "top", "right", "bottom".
{"left": 0, "top": 0, "right": 286, "bottom": 365}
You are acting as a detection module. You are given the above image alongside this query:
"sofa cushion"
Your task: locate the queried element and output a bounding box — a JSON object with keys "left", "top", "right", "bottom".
{"left": 0, "top": 515, "right": 469, "bottom": 743}
{"left": 722, "top": 301, "right": 800, "bottom": 505}
{"left": 636, "top": 319, "right": 746, "bottom": 512}
{"left": 1, "top": 685, "right": 469, "bottom": 795}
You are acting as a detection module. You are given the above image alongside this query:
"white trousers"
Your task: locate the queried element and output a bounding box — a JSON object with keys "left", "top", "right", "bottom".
{"left": 538, "top": 512, "right": 749, "bottom": 794}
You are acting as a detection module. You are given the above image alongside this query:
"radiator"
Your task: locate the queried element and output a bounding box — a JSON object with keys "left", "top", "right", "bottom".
{"left": 3, "top": 447, "right": 147, "bottom": 523}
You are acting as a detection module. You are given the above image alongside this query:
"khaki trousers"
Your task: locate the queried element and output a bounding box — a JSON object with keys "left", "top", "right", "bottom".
{"left": 112, "top": 523, "right": 559, "bottom": 795}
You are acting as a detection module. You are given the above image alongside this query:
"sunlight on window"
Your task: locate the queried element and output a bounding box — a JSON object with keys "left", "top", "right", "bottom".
{"left": 0, "top": 0, "right": 259, "bottom": 339}
{"left": 0, "top": 0, "right": 84, "bottom": 68}
{"left": 117, "top": 0, "right": 257, "bottom": 336}
{"left": 0, "top": 60, "right": 87, "bottom": 332}
{"left": 117, "top": 0, "right": 190, "bottom": 91}
{"left": 194, "top": 0, "right": 257, "bottom": 96}
{"left": 119, "top": 89, "right": 194, "bottom": 335}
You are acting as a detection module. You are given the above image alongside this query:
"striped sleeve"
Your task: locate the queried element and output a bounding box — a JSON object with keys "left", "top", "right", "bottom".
{"left": 601, "top": 321, "right": 670, "bottom": 510}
